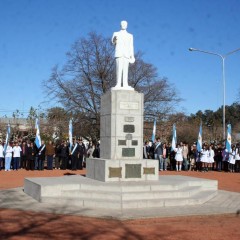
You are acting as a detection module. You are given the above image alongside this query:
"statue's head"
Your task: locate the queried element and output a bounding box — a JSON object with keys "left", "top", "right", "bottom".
{"left": 121, "top": 20, "right": 128, "bottom": 30}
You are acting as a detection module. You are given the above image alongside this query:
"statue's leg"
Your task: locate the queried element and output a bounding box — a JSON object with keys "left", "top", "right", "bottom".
{"left": 122, "top": 58, "right": 129, "bottom": 87}
{"left": 115, "top": 58, "right": 123, "bottom": 87}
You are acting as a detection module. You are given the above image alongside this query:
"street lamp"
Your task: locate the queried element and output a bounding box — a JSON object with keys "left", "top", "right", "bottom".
{"left": 189, "top": 47, "right": 240, "bottom": 142}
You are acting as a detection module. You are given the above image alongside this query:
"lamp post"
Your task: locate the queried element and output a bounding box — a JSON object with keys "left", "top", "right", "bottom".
{"left": 189, "top": 47, "right": 240, "bottom": 142}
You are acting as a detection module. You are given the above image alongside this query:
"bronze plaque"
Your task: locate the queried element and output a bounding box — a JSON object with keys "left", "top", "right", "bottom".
{"left": 143, "top": 167, "right": 155, "bottom": 175}
{"left": 123, "top": 124, "right": 135, "bottom": 133}
{"left": 109, "top": 167, "right": 122, "bottom": 178}
{"left": 125, "top": 134, "right": 132, "bottom": 140}
{"left": 132, "top": 140, "right": 138, "bottom": 146}
{"left": 122, "top": 148, "right": 135, "bottom": 157}
{"left": 118, "top": 140, "right": 126, "bottom": 146}
{"left": 125, "top": 164, "right": 141, "bottom": 178}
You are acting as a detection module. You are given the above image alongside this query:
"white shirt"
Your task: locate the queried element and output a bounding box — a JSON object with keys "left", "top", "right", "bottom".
{"left": 5, "top": 146, "right": 13, "bottom": 157}
{"left": 12, "top": 146, "right": 22, "bottom": 157}
{"left": 0, "top": 145, "right": 4, "bottom": 158}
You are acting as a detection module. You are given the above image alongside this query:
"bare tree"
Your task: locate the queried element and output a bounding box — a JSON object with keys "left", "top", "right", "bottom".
{"left": 43, "top": 32, "right": 181, "bottom": 139}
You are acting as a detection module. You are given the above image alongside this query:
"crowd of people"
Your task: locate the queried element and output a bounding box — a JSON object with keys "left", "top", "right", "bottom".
{"left": 143, "top": 138, "right": 240, "bottom": 173}
{"left": 1, "top": 136, "right": 240, "bottom": 174}
{"left": 0, "top": 138, "right": 100, "bottom": 171}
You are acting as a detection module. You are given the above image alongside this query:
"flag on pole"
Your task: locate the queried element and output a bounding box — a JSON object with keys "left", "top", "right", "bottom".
{"left": 226, "top": 124, "right": 231, "bottom": 152}
{"left": 151, "top": 118, "right": 157, "bottom": 142}
{"left": 35, "top": 118, "right": 41, "bottom": 148}
{"left": 197, "top": 123, "right": 202, "bottom": 152}
{"left": 69, "top": 119, "right": 73, "bottom": 149}
{"left": 3, "top": 124, "right": 11, "bottom": 153}
{"left": 171, "top": 124, "right": 177, "bottom": 151}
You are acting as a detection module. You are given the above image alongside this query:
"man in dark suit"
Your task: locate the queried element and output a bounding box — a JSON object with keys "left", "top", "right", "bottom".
{"left": 77, "top": 138, "right": 86, "bottom": 170}
{"left": 38, "top": 140, "right": 46, "bottom": 170}
{"left": 71, "top": 139, "right": 79, "bottom": 171}
{"left": 154, "top": 137, "right": 163, "bottom": 171}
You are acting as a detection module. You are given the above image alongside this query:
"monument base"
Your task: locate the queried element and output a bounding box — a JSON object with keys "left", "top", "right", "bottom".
{"left": 86, "top": 158, "right": 159, "bottom": 182}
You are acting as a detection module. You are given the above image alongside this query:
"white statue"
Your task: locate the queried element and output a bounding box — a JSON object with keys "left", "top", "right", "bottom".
{"left": 111, "top": 20, "right": 135, "bottom": 90}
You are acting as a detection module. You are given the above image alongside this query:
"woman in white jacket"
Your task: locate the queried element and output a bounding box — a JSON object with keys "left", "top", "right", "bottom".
{"left": 208, "top": 145, "right": 215, "bottom": 171}
{"left": 200, "top": 144, "right": 209, "bottom": 172}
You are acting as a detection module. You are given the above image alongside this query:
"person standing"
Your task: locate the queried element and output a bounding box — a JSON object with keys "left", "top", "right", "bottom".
{"left": 12, "top": 142, "right": 22, "bottom": 171}
{"left": 21, "top": 141, "right": 28, "bottom": 169}
{"left": 208, "top": 145, "right": 215, "bottom": 171}
{"left": 162, "top": 143, "right": 168, "bottom": 171}
{"left": 154, "top": 138, "right": 163, "bottom": 171}
{"left": 77, "top": 138, "right": 85, "bottom": 170}
{"left": 174, "top": 143, "right": 183, "bottom": 171}
{"left": 45, "top": 140, "right": 55, "bottom": 170}
{"left": 0, "top": 141, "right": 4, "bottom": 170}
{"left": 228, "top": 145, "right": 236, "bottom": 172}
{"left": 235, "top": 143, "right": 240, "bottom": 172}
{"left": 70, "top": 139, "right": 79, "bottom": 171}
{"left": 200, "top": 144, "right": 209, "bottom": 172}
{"left": 54, "top": 141, "right": 62, "bottom": 170}
{"left": 60, "top": 141, "right": 68, "bottom": 170}
{"left": 26, "top": 142, "right": 35, "bottom": 171}
{"left": 112, "top": 20, "right": 135, "bottom": 90}
{"left": 215, "top": 144, "right": 223, "bottom": 171}
{"left": 37, "top": 140, "right": 46, "bottom": 170}
{"left": 222, "top": 146, "right": 229, "bottom": 172}
{"left": 5, "top": 142, "right": 13, "bottom": 171}
{"left": 182, "top": 142, "right": 189, "bottom": 171}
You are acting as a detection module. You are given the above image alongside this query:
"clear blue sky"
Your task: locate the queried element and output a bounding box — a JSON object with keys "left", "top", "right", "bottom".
{"left": 0, "top": 0, "right": 240, "bottom": 117}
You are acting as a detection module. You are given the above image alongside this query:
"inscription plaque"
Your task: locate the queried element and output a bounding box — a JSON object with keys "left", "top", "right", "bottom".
{"left": 125, "top": 116, "right": 134, "bottom": 122}
{"left": 109, "top": 167, "right": 122, "bottom": 178}
{"left": 122, "top": 148, "right": 135, "bottom": 157}
{"left": 118, "top": 140, "right": 126, "bottom": 146}
{"left": 143, "top": 167, "right": 155, "bottom": 175}
{"left": 123, "top": 124, "right": 135, "bottom": 133}
{"left": 132, "top": 140, "right": 138, "bottom": 146}
{"left": 125, "top": 134, "right": 132, "bottom": 140}
{"left": 120, "top": 102, "right": 139, "bottom": 110}
{"left": 125, "top": 164, "right": 141, "bottom": 178}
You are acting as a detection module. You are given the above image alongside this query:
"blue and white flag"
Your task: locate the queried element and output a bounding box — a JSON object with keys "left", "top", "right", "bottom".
{"left": 34, "top": 118, "right": 41, "bottom": 148}
{"left": 197, "top": 123, "right": 202, "bottom": 152}
{"left": 226, "top": 124, "right": 231, "bottom": 152}
{"left": 171, "top": 124, "right": 177, "bottom": 151}
{"left": 151, "top": 118, "right": 157, "bottom": 142}
{"left": 69, "top": 119, "right": 73, "bottom": 149}
{"left": 3, "top": 124, "right": 11, "bottom": 153}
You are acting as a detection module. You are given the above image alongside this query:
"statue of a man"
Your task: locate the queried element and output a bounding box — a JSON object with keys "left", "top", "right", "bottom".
{"left": 112, "top": 20, "right": 135, "bottom": 90}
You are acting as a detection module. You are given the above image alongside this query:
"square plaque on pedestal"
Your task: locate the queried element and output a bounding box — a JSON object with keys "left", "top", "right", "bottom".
{"left": 125, "top": 164, "right": 141, "bottom": 178}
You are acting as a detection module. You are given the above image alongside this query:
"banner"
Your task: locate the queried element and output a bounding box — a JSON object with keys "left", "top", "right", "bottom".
{"left": 151, "top": 118, "right": 156, "bottom": 142}
{"left": 226, "top": 124, "right": 231, "bottom": 152}
{"left": 69, "top": 119, "right": 73, "bottom": 149}
{"left": 197, "top": 123, "right": 202, "bottom": 152}
{"left": 3, "top": 124, "right": 11, "bottom": 153}
{"left": 34, "top": 118, "right": 41, "bottom": 148}
{"left": 171, "top": 124, "right": 177, "bottom": 151}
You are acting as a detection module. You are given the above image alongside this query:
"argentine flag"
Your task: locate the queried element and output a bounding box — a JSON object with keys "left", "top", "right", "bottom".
{"left": 3, "top": 124, "right": 11, "bottom": 153}
{"left": 69, "top": 119, "right": 73, "bottom": 149}
{"left": 151, "top": 118, "right": 157, "bottom": 142}
{"left": 197, "top": 123, "right": 202, "bottom": 152}
{"left": 35, "top": 118, "right": 41, "bottom": 148}
{"left": 171, "top": 124, "right": 177, "bottom": 151}
{"left": 226, "top": 124, "right": 231, "bottom": 152}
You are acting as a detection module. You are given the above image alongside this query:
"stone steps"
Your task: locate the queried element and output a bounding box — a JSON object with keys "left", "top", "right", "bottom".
{"left": 24, "top": 175, "right": 218, "bottom": 210}
{"left": 41, "top": 190, "right": 217, "bottom": 209}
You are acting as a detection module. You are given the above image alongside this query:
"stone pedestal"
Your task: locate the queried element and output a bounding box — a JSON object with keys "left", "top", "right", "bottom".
{"left": 86, "top": 89, "right": 159, "bottom": 182}
{"left": 100, "top": 90, "right": 143, "bottom": 160}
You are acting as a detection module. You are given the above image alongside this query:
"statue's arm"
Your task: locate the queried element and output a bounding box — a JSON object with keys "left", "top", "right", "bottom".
{"left": 129, "top": 35, "right": 135, "bottom": 63}
{"left": 112, "top": 32, "right": 117, "bottom": 45}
